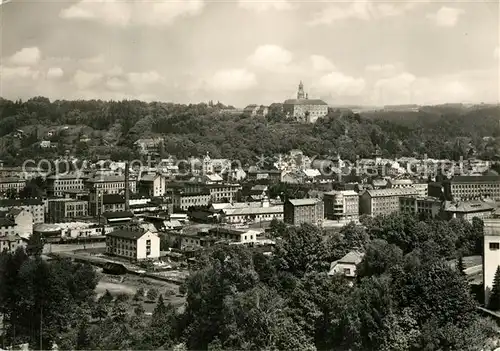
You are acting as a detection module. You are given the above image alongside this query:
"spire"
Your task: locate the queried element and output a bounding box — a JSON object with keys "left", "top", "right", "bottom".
{"left": 297, "top": 81, "right": 305, "bottom": 99}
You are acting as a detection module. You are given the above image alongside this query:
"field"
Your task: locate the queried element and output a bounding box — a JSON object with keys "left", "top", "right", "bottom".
{"left": 95, "top": 271, "right": 186, "bottom": 314}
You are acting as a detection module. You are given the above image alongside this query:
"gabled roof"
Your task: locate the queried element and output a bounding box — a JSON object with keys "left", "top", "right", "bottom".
{"left": 0, "top": 218, "right": 16, "bottom": 227}
{"left": 338, "top": 250, "right": 365, "bottom": 264}
{"left": 444, "top": 201, "right": 495, "bottom": 213}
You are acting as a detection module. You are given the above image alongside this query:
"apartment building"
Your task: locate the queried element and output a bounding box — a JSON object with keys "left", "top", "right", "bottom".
{"left": 1, "top": 208, "right": 33, "bottom": 238}
{"left": 399, "top": 196, "right": 442, "bottom": 218}
{"left": 359, "top": 188, "right": 418, "bottom": 217}
{"left": 89, "top": 194, "right": 126, "bottom": 217}
{"left": 207, "top": 183, "right": 241, "bottom": 203}
{"left": 0, "top": 218, "right": 16, "bottom": 236}
{"left": 46, "top": 173, "right": 86, "bottom": 197}
{"left": 323, "top": 190, "right": 359, "bottom": 221}
{"left": 106, "top": 229, "right": 160, "bottom": 260}
{"left": 86, "top": 175, "right": 137, "bottom": 196}
{"left": 221, "top": 198, "right": 284, "bottom": 224}
{"left": 0, "top": 199, "right": 45, "bottom": 224}
{"left": 138, "top": 174, "right": 166, "bottom": 197}
{"left": 443, "top": 175, "right": 500, "bottom": 201}
{"left": 0, "top": 178, "right": 26, "bottom": 194}
{"left": 48, "top": 198, "right": 88, "bottom": 222}
{"left": 284, "top": 198, "right": 324, "bottom": 226}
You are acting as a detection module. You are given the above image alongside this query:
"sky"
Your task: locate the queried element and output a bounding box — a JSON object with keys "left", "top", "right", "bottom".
{"left": 0, "top": 0, "right": 499, "bottom": 107}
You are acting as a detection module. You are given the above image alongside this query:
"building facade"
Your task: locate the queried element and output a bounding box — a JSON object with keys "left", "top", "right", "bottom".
{"left": 399, "top": 196, "right": 442, "bottom": 218}
{"left": 46, "top": 173, "right": 85, "bottom": 197}
{"left": 106, "top": 229, "right": 160, "bottom": 260}
{"left": 0, "top": 218, "right": 16, "bottom": 236}
{"left": 284, "top": 198, "right": 324, "bottom": 226}
{"left": 138, "top": 174, "right": 166, "bottom": 197}
{"left": 483, "top": 219, "right": 500, "bottom": 306}
{"left": 0, "top": 234, "right": 26, "bottom": 253}
{"left": 173, "top": 192, "right": 211, "bottom": 211}
{"left": 0, "top": 178, "right": 26, "bottom": 194}
{"left": 48, "top": 199, "right": 89, "bottom": 222}
{"left": 323, "top": 190, "right": 359, "bottom": 221}
{"left": 443, "top": 175, "right": 500, "bottom": 201}
{"left": 443, "top": 200, "right": 495, "bottom": 222}
{"left": 283, "top": 81, "right": 328, "bottom": 123}
{"left": 359, "top": 188, "right": 418, "bottom": 217}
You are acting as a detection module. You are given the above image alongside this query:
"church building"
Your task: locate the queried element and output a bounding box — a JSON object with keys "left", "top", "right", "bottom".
{"left": 283, "top": 81, "right": 328, "bottom": 123}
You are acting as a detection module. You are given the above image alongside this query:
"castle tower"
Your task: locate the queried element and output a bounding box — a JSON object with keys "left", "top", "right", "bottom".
{"left": 297, "top": 81, "right": 305, "bottom": 99}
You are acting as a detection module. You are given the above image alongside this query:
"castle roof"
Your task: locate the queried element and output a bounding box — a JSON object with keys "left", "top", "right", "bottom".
{"left": 283, "top": 99, "right": 328, "bottom": 106}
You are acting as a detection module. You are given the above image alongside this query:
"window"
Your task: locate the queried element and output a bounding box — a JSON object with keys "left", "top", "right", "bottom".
{"left": 490, "top": 242, "right": 500, "bottom": 250}
{"left": 343, "top": 268, "right": 351, "bottom": 275}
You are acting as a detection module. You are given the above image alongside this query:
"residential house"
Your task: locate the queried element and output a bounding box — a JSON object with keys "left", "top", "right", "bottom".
{"left": 284, "top": 198, "right": 324, "bottom": 226}
{"left": 1, "top": 208, "right": 33, "bottom": 238}
{"left": 106, "top": 229, "right": 160, "bottom": 260}
{"left": 0, "top": 234, "right": 26, "bottom": 253}
{"left": 328, "top": 250, "right": 365, "bottom": 279}
{"left": 443, "top": 200, "right": 495, "bottom": 222}
{"left": 0, "top": 178, "right": 26, "bottom": 195}
{"left": 0, "top": 218, "right": 16, "bottom": 236}
{"left": 399, "top": 196, "right": 442, "bottom": 218}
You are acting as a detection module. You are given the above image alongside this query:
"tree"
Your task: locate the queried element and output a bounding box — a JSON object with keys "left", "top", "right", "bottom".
{"left": 488, "top": 266, "right": 500, "bottom": 310}
{"left": 75, "top": 320, "right": 91, "bottom": 350}
{"left": 26, "top": 232, "right": 44, "bottom": 257}
{"left": 134, "top": 287, "right": 144, "bottom": 301}
{"left": 146, "top": 288, "right": 159, "bottom": 302}
{"left": 357, "top": 239, "right": 403, "bottom": 278}
{"left": 134, "top": 304, "right": 145, "bottom": 316}
{"left": 99, "top": 289, "right": 113, "bottom": 304}
{"left": 456, "top": 255, "right": 466, "bottom": 276}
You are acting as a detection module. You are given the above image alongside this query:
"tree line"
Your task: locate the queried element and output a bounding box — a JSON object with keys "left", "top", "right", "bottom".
{"left": 1, "top": 98, "right": 500, "bottom": 165}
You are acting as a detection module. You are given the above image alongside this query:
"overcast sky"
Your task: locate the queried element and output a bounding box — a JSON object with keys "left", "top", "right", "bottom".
{"left": 0, "top": 0, "right": 498, "bottom": 107}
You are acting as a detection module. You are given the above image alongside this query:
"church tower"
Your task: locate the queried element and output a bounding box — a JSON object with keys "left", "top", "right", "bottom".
{"left": 297, "top": 81, "right": 305, "bottom": 99}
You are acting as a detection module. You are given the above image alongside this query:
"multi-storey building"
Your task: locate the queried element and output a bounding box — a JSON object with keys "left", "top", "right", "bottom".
{"left": 0, "top": 178, "right": 26, "bottom": 195}
{"left": 106, "top": 229, "right": 160, "bottom": 260}
{"left": 359, "top": 188, "right": 418, "bottom": 217}
{"left": 0, "top": 234, "right": 26, "bottom": 253}
{"left": 173, "top": 191, "right": 211, "bottom": 211}
{"left": 0, "top": 199, "right": 45, "bottom": 223}
{"left": 46, "top": 173, "right": 86, "bottom": 197}
{"left": 399, "top": 196, "right": 442, "bottom": 218}
{"left": 138, "top": 174, "right": 166, "bottom": 197}
{"left": 48, "top": 198, "right": 88, "bottom": 222}
{"left": 283, "top": 81, "right": 328, "bottom": 123}
{"left": 207, "top": 227, "right": 261, "bottom": 244}
{"left": 1, "top": 208, "right": 33, "bottom": 238}
{"left": 412, "top": 183, "right": 429, "bottom": 198}
{"left": 323, "top": 190, "right": 359, "bottom": 221}
{"left": 89, "top": 194, "right": 126, "bottom": 217}
{"left": 284, "top": 198, "right": 324, "bottom": 226}
{"left": 443, "top": 175, "right": 500, "bottom": 201}
{"left": 86, "top": 175, "right": 137, "bottom": 205}
{"left": 0, "top": 218, "right": 16, "bottom": 236}
{"left": 220, "top": 198, "right": 283, "bottom": 224}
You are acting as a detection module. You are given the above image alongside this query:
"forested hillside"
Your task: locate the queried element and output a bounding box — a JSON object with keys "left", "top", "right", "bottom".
{"left": 0, "top": 97, "right": 499, "bottom": 164}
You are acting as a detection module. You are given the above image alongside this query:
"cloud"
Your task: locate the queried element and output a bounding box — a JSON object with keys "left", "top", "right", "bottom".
{"left": 127, "top": 71, "right": 162, "bottom": 85}
{"left": 316, "top": 71, "right": 366, "bottom": 96}
{"left": 208, "top": 69, "right": 257, "bottom": 91}
{"left": 494, "top": 47, "right": 499, "bottom": 59}
{"left": 60, "top": 0, "right": 205, "bottom": 26}
{"left": 0, "top": 66, "right": 40, "bottom": 80}
{"left": 247, "top": 44, "right": 293, "bottom": 71}
{"left": 9, "top": 47, "right": 41, "bottom": 66}
{"left": 307, "top": 0, "right": 419, "bottom": 25}
{"left": 73, "top": 70, "right": 103, "bottom": 89}
{"left": 365, "top": 63, "right": 404, "bottom": 77}
{"left": 310, "top": 55, "right": 335, "bottom": 71}
{"left": 373, "top": 72, "right": 417, "bottom": 104}
{"left": 426, "top": 7, "right": 465, "bottom": 27}
{"left": 238, "top": 0, "right": 294, "bottom": 12}
{"left": 46, "top": 67, "right": 64, "bottom": 79}
{"left": 106, "top": 77, "right": 126, "bottom": 90}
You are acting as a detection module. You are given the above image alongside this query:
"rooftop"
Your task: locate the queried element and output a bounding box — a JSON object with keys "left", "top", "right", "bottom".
{"left": 287, "top": 198, "right": 322, "bottom": 206}
{"left": 283, "top": 98, "right": 328, "bottom": 106}
{"left": 106, "top": 229, "right": 149, "bottom": 240}
{"left": 0, "top": 178, "right": 26, "bottom": 183}
{"left": 365, "top": 188, "right": 418, "bottom": 198}
{"left": 0, "top": 198, "right": 43, "bottom": 207}
{"left": 102, "top": 211, "right": 134, "bottom": 219}
{"left": 444, "top": 200, "right": 495, "bottom": 213}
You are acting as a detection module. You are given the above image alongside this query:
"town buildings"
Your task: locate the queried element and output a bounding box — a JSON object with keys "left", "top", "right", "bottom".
{"left": 1, "top": 208, "right": 33, "bottom": 238}
{"left": 137, "top": 174, "right": 166, "bottom": 197}
{"left": 0, "top": 234, "right": 26, "bottom": 253}
{"left": 0, "top": 199, "right": 45, "bottom": 224}
{"left": 106, "top": 229, "right": 160, "bottom": 260}
{"left": 243, "top": 104, "right": 269, "bottom": 117}
{"left": 483, "top": 219, "right": 500, "bottom": 306}
{"left": 0, "top": 178, "right": 26, "bottom": 195}
{"left": 443, "top": 175, "right": 500, "bottom": 201}
{"left": 283, "top": 81, "right": 328, "bottom": 123}
{"left": 284, "top": 198, "right": 324, "bottom": 226}
{"left": 173, "top": 191, "right": 211, "bottom": 211}
{"left": 359, "top": 188, "right": 418, "bottom": 217}
{"left": 443, "top": 200, "right": 495, "bottom": 222}
{"left": 328, "top": 251, "right": 365, "bottom": 280}
{"left": 0, "top": 217, "right": 16, "bottom": 236}
{"left": 323, "top": 190, "right": 359, "bottom": 221}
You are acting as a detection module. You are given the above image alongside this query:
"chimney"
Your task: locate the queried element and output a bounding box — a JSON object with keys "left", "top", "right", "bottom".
{"left": 125, "top": 163, "right": 130, "bottom": 212}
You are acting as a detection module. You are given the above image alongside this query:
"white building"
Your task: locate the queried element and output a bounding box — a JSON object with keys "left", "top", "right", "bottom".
{"left": 328, "top": 250, "right": 365, "bottom": 280}
{"left": 483, "top": 219, "right": 500, "bottom": 306}
{"left": 106, "top": 229, "right": 160, "bottom": 260}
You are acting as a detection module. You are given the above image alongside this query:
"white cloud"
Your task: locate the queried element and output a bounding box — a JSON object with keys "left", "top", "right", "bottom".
{"left": 316, "top": 71, "right": 366, "bottom": 96}
{"left": 365, "top": 63, "right": 403, "bottom": 77}
{"left": 0, "top": 65, "right": 40, "bottom": 80}
{"left": 73, "top": 70, "right": 103, "bottom": 89}
{"left": 310, "top": 55, "right": 335, "bottom": 71}
{"left": 46, "top": 67, "right": 64, "bottom": 79}
{"left": 9, "top": 47, "right": 41, "bottom": 66}
{"left": 208, "top": 69, "right": 257, "bottom": 91}
{"left": 127, "top": 71, "right": 162, "bottom": 85}
{"left": 238, "top": 0, "right": 294, "bottom": 12}
{"left": 107, "top": 66, "right": 124, "bottom": 76}
{"left": 426, "top": 7, "right": 464, "bottom": 27}
{"left": 106, "top": 77, "right": 126, "bottom": 90}
{"left": 373, "top": 72, "right": 417, "bottom": 104}
{"left": 247, "top": 44, "right": 293, "bottom": 71}
{"left": 307, "top": 0, "right": 419, "bottom": 25}
{"left": 60, "top": 0, "right": 205, "bottom": 26}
